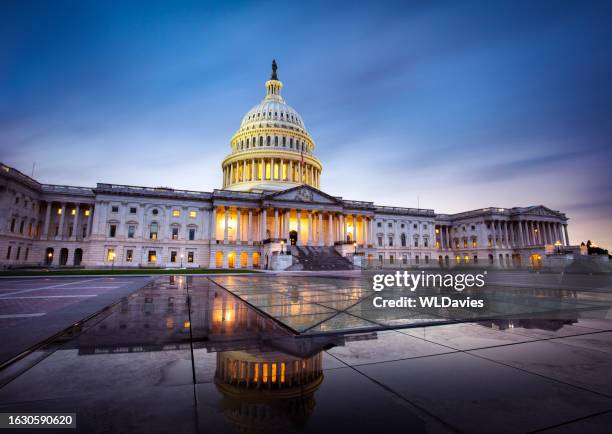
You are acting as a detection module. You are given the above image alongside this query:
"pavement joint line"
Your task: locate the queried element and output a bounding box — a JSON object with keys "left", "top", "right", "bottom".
{"left": 0, "top": 313, "right": 46, "bottom": 319}
{"left": 527, "top": 409, "right": 612, "bottom": 433}
{"left": 0, "top": 278, "right": 104, "bottom": 298}
{"left": 389, "top": 326, "right": 612, "bottom": 399}
{"left": 0, "top": 277, "right": 155, "bottom": 371}
{"left": 1, "top": 295, "right": 98, "bottom": 299}
{"left": 324, "top": 349, "right": 463, "bottom": 433}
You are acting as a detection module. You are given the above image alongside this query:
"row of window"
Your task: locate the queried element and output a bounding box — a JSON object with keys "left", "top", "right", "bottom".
{"left": 5, "top": 245, "right": 30, "bottom": 261}
{"left": 109, "top": 224, "right": 197, "bottom": 241}
{"left": 109, "top": 206, "right": 197, "bottom": 219}
{"left": 233, "top": 135, "right": 310, "bottom": 153}
{"left": 14, "top": 195, "right": 37, "bottom": 211}
{"left": 106, "top": 248, "right": 194, "bottom": 264}
{"left": 377, "top": 234, "right": 430, "bottom": 247}
{"left": 56, "top": 208, "right": 91, "bottom": 216}
{"left": 9, "top": 218, "right": 39, "bottom": 237}
{"left": 246, "top": 110, "right": 302, "bottom": 125}
{"left": 377, "top": 221, "right": 429, "bottom": 230}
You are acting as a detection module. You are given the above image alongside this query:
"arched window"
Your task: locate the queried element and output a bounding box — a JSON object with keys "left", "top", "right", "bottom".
{"left": 290, "top": 138, "right": 294, "bottom": 148}
{"left": 401, "top": 233, "right": 406, "bottom": 246}
{"left": 274, "top": 136, "right": 278, "bottom": 146}
{"left": 266, "top": 136, "right": 271, "bottom": 146}
{"left": 282, "top": 137, "right": 286, "bottom": 147}
{"left": 259, "top": 136, "right": 263, "bottom": 146}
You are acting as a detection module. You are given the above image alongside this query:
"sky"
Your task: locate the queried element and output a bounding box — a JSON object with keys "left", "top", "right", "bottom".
{"left": 1, "top": 0, "right": 611, "bottom": 248}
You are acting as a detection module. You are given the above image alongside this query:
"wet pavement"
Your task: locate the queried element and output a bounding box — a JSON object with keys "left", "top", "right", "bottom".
{"left": 0, "top": 276, "right": 153, "bottom": 365}
{"left": 0, "top": 274, "right": 611, "bottom": 433}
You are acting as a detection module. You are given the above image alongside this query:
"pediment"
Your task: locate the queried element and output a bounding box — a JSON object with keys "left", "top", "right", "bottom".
{"left": 522, "top": 206, "right": 560, "bottom": 217}
{"left": 266, "top": 185, "right": 341, "bottom": 205}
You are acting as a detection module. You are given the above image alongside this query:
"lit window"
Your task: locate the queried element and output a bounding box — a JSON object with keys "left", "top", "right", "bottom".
{"left": 85, "top": 210, "right": 90, "bottom": 216}
{"left": 189, "top": 211, "right": 197, "bottom": 218}
{"left": 170, "top": 251, "right": 177, "bottom": 262}
{"left": 57, "top": 208, "right": 62, "bottom": 215}
{"left": 150, "top": 223, "right": 158, "bottom": 240}
{"left": 71, "top": 209, "right": 76, "bottom": 216}
{"left": 187, "top": 252, "right": 194, "bottom": 263}
{"left": 148, "top": 251, "right": 156, "bottom": 262}
{"left": 107, "top": 249, "right": 115, "bottom": 262}
{"left": 172, "top": 210, "right": 181, "bottom": 217}
{"left": 126, "top": 250, "right": 133, "bottom": 262}
{"left": 472, "top": 240, "right": 478, "bottom": 248}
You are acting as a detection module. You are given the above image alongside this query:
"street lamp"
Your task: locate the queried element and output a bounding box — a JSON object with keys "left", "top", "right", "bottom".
{"left": 180, "top": 253, "right": 184, "bottom": 268}
{"left": 110, "top": 251, "right": 116, "bottom": 269}
{"left": 554, "top": 240, "right": 562, "bottom": 253}
{"left": 353, "top": 242, "right": 357, "bottom": 256}
{"left": 280, "top": 240, "right": 285, "bottom": 255}
{"left": 47, "top": 252, "right": 52, "bottom": 266}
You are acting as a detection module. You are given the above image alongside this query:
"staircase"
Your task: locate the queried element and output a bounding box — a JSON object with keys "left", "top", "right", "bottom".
{"left": 286, "top": 246, "right": 354, "bottom": 271}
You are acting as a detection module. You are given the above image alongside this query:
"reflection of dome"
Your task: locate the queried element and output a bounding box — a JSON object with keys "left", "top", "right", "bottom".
{"left": 214, "top": 349, "right": 323, "bottom": 433}
{"left": 221, "top": 60, "right": 323, "bottom": 192}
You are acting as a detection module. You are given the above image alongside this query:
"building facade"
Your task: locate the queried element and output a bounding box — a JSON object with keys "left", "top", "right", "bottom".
{"left": 0, "top": 62, "right": 572, "bottom": 270}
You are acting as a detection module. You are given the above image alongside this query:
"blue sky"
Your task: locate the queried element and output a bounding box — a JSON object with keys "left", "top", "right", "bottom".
{"left": 1, "top": 0, "right": 611, "bottom": 248}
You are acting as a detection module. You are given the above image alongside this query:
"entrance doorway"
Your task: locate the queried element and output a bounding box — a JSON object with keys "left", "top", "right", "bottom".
{"left": 289, "top": 230, "right": 298, "bottom": 245}
{"left": 529, "top": 254, "right": 542, "bottom": 269}
{"left": 74, "top": 248, "right": 83, "bottom": 266}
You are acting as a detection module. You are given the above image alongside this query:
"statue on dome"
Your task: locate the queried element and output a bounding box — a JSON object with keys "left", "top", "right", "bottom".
{"left": 271, "top": 59, "right": 278, "bottom": 80}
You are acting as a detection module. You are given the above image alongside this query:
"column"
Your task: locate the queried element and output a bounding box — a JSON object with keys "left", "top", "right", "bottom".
{"left": 307, "top": 210, "right": 313, "bottom": 245}
{"left": 328, "top": 213, "right": 333, "bottom": 246}
{"left": 518, "top": 221, "right": 525, "bottom": 247}
{"left": 503, "top": 221, "right": 509, "bottom": 248}
{"left": 547, "top": 222, "right": 553, "bottom": 245}
{"left": 86, "top": 205, "right": 93, "bottom": 238}
{"left": 236, "top": 208, "right": 241, "bottom": 243}
{"left": 71, "top": 204, "right": 80, "bottom": 240}
{"left": 247, "top": 209, "right": 253, "bottom": 244}
{"left": 43, "top": 201, "right": 52, "bottom": 238}
{"left": 223, "top": 207, "right": 229, "bottom": 243}
{"left": 563, "top": 224, "right": 570, "bottom": 246}
{"left": 555, "top": 223, "right": 561, "bottom": 244}
{"left": 296, "top": 210, "right": 301, "bottom": 245}
{"left": 242, "top": 160, "right": 246, "bottom": 182}
{"left": 370, "top": 218, "right": 374, "bottom": 245}
{"left": 56, "top": 203, "right": 66, "bottom": 239}
{"left": 260, "top": 158, "right": 265, "bottom": 180}
{"left": 210, "top": 206, "right": 217, "bottom": 241}
{"left": 361, "top": 216, "right": 366, "bottom": 247}
{"left": 262, "top": 208, "right": 268, "bottom": 240}
{"left": 352, "top": 215, "right": 357, "bottom": 243}
{"left": 229, "top": 165, "right": 234, "bottom": 185}
{"left": 284, "top": 209, "right": 290, "bottom": 239}
{"left": 317, "top": 212, "right": 323, "bottom": 246}
{"left": 342, "top": 214, "right": 347, "bottom": 242}
{"left": 274, "top": 208, "right": 279, "bottom": 239}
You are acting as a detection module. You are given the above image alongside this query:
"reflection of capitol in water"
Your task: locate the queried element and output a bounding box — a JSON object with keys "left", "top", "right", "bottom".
{"left": 214, "top": 349, "right": 324, "bottom": 433}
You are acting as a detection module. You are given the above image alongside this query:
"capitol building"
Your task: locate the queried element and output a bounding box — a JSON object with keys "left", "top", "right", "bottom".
{"left": 0, "top": 61, "right": 573, "bottom": 270}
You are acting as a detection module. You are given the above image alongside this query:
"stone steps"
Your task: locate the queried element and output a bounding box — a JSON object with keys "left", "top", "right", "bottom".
{"left": 286, "top": 246, "right": 354, "bottom": 271}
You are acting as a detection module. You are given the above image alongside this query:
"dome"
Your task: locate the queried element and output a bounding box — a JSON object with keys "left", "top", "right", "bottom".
{"left": 221, "top": 60, "right": 323, "bottom": 192}
{"left": 239, "top": 100, "right": 306, "bottom": 133}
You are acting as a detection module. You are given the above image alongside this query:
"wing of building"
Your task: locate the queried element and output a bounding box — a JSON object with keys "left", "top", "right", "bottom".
{"left": 0, "top": 61, "right": 573, "bottom": 270}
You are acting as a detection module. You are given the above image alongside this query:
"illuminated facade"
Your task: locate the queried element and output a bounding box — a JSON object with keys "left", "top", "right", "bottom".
{"left": 0, "top": 61, "right": 573, "bottom": 270}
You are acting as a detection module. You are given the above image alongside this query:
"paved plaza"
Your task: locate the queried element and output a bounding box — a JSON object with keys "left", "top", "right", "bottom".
{"left": 0, "top": 273, "right": 611, "bottom": 433}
